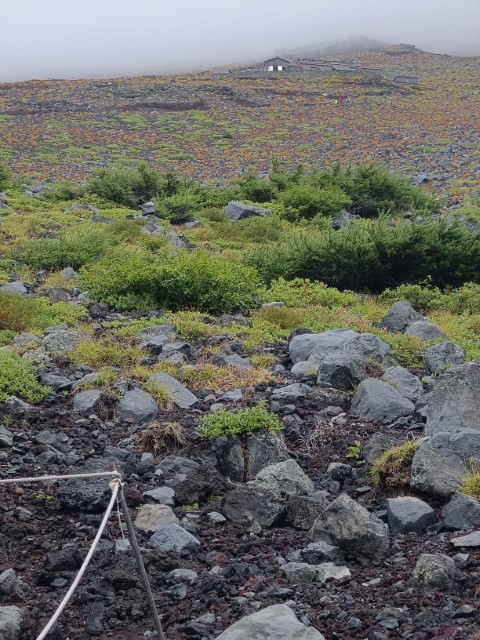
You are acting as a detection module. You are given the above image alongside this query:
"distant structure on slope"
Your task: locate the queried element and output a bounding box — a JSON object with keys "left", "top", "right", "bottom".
{"left": 262, "top": 57, "right": 292, "bottom": 72}
{"left": 394, "top": 75, "right": 420, "bottom": 85}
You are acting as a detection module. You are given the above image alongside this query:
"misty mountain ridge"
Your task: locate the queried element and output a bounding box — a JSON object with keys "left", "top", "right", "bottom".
{"left": 276, "top": 35, "right": 421, "bottom": 59}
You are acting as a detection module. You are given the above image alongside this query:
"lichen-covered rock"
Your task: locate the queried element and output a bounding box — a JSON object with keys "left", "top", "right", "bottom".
{"left": 412, "top": 553, "right": 455, "bottom": 589}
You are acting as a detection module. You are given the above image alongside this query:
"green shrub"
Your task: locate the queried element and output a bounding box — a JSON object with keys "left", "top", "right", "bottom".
{"left": 329, "top": 164, "right": 438, "bottom": 217}
{"left": 369, "top": 441, "right": 420, "bottom": 490}
{"left": 280, "top": 183, "right": 351, "bottom": 221}
{"left": 0, "top": 162, "right": 12, "bottom": 190}
{"left": 154, "top": 191, "right": 200, "bottom": 223}
{"left": 80, "top": 248, "right": 261, "bottom": 313}
{"left": 68, "top": 340, "right": 142, "bottom": 368}
{"left": 18, "top": 224, "right": 122, "bottom": 270}
{"left": 264, "top": 278, "right": 357, "bottom": 308}
{"left": 0, "top": 292, "right": 86, "bottom": 332}
{"left": 246, "top": 218, "right": 480, "bottom": 291}
{"left": 85, "top": 163, "right": 163, "bottom": 207}
{"left": 458, "top": 461, "right": 480, "bottom": 501}
{"left": 198, "top": 403, "right": 282, "bottom": 437}
{"left": 237, "top": 171, "right": 277, "bottom": 203}
{"left": 0, "top": 349, "right": 50, "bottom": 403}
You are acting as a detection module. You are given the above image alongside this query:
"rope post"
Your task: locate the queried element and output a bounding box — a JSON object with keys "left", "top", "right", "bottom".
{"left": 118, "top": 486, "right": 166, "bottom": 640}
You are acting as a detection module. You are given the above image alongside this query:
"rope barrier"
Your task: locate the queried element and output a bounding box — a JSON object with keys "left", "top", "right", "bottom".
{"left": 0, "top": 471, "right": 121, "bottom": 486}
{"left": 1, "top": 468, "right": 166, "bottom": 639}
{"left": 35, "top": 478, "right": 121, "bottom": 640}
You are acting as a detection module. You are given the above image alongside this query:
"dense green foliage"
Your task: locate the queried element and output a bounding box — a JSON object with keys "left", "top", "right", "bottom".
{"left": 0, "top": 291, "right": 86, "bottom": 332}
{"left": 198, "top": 403, "right": 282, "bottom": 437}
{"left": 0, "top": 350, "right": 50, "bottom": 403}
{"left": 0, "top": 162, "right": 12, "bottom": 191}
{"left": 246, "top": 217, "right": 480, "bottom": 291}
{"left": 80, "top": 248, "right": 261, "bottom": 313}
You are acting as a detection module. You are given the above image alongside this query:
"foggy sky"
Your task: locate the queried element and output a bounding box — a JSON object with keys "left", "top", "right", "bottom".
{"left": 1, "top": 0, "right": 479, "bottom": 82}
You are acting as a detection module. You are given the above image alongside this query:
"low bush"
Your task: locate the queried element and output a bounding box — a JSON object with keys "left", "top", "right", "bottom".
{"left": 0, "top": 292, "right": 86, "bottom": 332}
{"left": 279, "top": 183, "right": 351, "bottom": 221}
{"left": 80, "top": 248, "right": 261, "bottom": 313}
{"left": 458, "top": 461, "right": 480, "bottom": 501}
{"left": 247, "top": 218, "right": 480, "bottom": 291}
{"left": 153, "top": 191, "right": 200, "bottom": 223}
{"left": 0, "top": 349, "right": 50, "bottom": 403}
{"left": 264, "top": 278, "right": 357, "bottom": 308}
{"left": 68, "top": 340, "right": 142, "bottom": 368}
{"left": 0, "top": 162, "right": 12, "bottom": 190}
{"left": 198, "top": 403, "right": 282, "bottom": 438}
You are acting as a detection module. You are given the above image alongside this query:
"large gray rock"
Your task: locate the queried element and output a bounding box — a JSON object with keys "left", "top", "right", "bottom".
{"left": 412, "top": 553, "right": 456, "bottom": 589}
{"left": 73, "top": 390, "right": 103, "bottom": 413}
{"left": 271, "top": 383, "right": 311, "bottom": 403}
{"left": 378, "top": 301, "right": 425, "bottom": 332}
{"left": 213, "top": 353, "right": 252, "bottom": 369}
{"left": 0, "top": 606, "right": 24, "bottom": 640}
{"left": 247, "top": 431, "right": 289, "bottom": 478}
{"left": 116, "top": 389, "right": 158, "bottom": 423}
{"left": 350, "top": 378, "right": 415, "bottom": 422}
{"left": 362, "top": 432, "right": 403, "bottom": 464}
{"left": 405, "top": 321, "right": 447, "bottom": 342}
{"left": 222, "top": 486, "right": 286, "bottom": 527}
{"left": 451, "top": 531, "right": 480, "bottom": 548}
{"left": 139, "top": 334, "right": 170, "bottom": 355}
{"left": 0, "top": 570, "right": 28, "bottom": 599}
{"left": 11, "top": 333, "right": 42, "bottom": 349}
{"left": 42, "top": 328, "right": 91, "bottom": 358}
{"left": 411, "top": 430, "right": 480, "bottom": 497}
{"left": 316, "top": 352, "right": 366, "bottom": 390}
{"left": 135, "top": 504, "right": 179, "bottom": 533}
{"left": 225, "top": 200, "right": 269, "bottom": 221}
{"left": 0, "top": 426, "right": 13, "bottom": 448}
{"left": 0, "top": 282, "right": 27, "bottom": 295}
{"left": 286, "top": 494, "right": 331, "bottom": 530}
{"left": 58, "top": 460, "right": 119, "bottom": 512}
{"left": 148, "top": 372, "right": 198, "bottom": 409}
{"left": 149, "top": 524, "right": 200, "bottom": 552}
{"left": 282, "top": 562, "right": 317, "bottom": 584}
{"left": 381, "top": 366, "right": 423, "bottom": 402}
{"left": 215, "top": 604, "right": 326, "bottom": 640}
{"left": 289, "top": 329, "right": 357, "bottom": 365}
{"left": 425, "top": 362, "right": 480, "bottom": 436}
{"left": 255, "top": 459, "right": 314, "bottom": 496}
{"left": 310, "top": 493, "right": 389, "bottom": 560}
{"left": 423, "top": 342, "right": 465, "bottom": 374}
{"left": 442, "top": 492, "right": 480, "bottom": 531}
{"left": 386, "top": 496, "right": 439, "bottom": 535}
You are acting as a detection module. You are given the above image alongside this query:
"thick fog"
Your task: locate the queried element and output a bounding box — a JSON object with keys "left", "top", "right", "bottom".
{"left": 1, "top": 0, "right": 479, "bottom": 82}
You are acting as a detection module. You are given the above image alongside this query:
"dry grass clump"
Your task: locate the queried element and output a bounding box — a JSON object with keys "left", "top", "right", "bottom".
{"left": 458, "top": 460, "right": 480, "bottom": 501}
{"left": 136, "top": 421, "right": 187, "bottom": 458}
{"left": 369, "top": 440, "right": 420, "bottom": 491}
{"left": 299, "top": 414, "right": 349, "bottom": 454}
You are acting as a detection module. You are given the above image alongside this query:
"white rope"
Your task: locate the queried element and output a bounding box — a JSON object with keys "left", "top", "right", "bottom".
{"left": 35, "top": 478, "right": 122, "bottom": 640}
{"left": 0, "top": 471, "right": 121, "bottom": 486}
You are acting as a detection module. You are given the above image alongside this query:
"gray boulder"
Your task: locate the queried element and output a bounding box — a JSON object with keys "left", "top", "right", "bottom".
{"left": 282, "top": 562, "right": 317, "bottom": 584}
{"left": 116, "top": 389, "right": 158, "bottom": 423}
{"left": 0, "top": 606, "right": 24, "bottom": 640}
{"left": 451, "top": 531, "right": 480, "bottom": 548}
{"left": 350, "top": 378, "right": 415, "bottom": 422}
{"left": 148, "top": 372, "right": 198, "bottom": 409}
{"left": 286, "top": 494, "right": 331, "bottom": 530}
{"left": 0, "top": 570, "right": 28, "bottom": 599}
{"left": 315, "top": 562, "right": 351, "bottom": 584}
{"left": 213, "top": 353, "right": 252, "bottom": 369}
{"left": 58, "top": 460, "right": 117, "bottom": 512}
{"left": 135, "top": 504, "right": 179, "bottom": 533}
{"left": 142, "top": 201, "right": 155, "bottom": 215}
{"left": 381, "top": 366, "right": 423, "bottom": 402}
{"left": 291, "top": 361, "right": 319, "bottom": 376}
{"left": 42, "top": 328, "right": 90, "bottom": 358}
{"left": 247, "top": 431, "right": 289, "bottom": 477}
{"left": 225, "top": 201, "right": 269, "bottom": 221}
{"left": 442, "top": 492, "right": 480, "bottom": 531}
{"left": 255, "top": 459, "right": 314, "bottom": 496}
{"left": 0, "top": 426, "right": 13, "bottom": 448}
{"left": 12, "top": 333, "right": 41, "bottom": 349}
{"left": 310, "top": 493, "right": 389, "bottom": 560}
{"left": 317, "top": 352, "right": 366, "bottom": 390}
{"left": 331, "top": 210, "right": 359, "bottom": 229}
{"left": 144, "top": 486, "right": 176, "bottom": 506}
{"left": 362, "top": 432, "right": 403, "bottom": 464}
{"left": 411, "top": 430, "right": 480, "bottom": 497}
{"left": 405, "top": 321, "right": 447, "bottom": 342}
{"left": 222, "top": 486, "right": 286, "bottom": 527}
{"left": 425, "top": 362, "right": 480, "bottom": 436}
{"left": 271, "top": 383, "right": 311, "bottom": 403}
{"left": 160, "top": 342, "right": 197, "bottom": 362}
{"left": 0, "top": 282, "right": 27, "bottom": 295}
{"left": 215, "top": 604, "right": 325, "bottom": 640}
{"left": 412, "top": 553, "right": 456, "bottom": 589}
{"left": 424, "top": 342, "right": 465, "bottom": 374}
{"left": 289, "top": 329, "right": 357, "bottom": 364}
{"left": 73, "top": 390, "right": 103, "bottom": 413}
{"left": 300, "top": 541, "right": 344, "bottom": 565}
{"left": 378, "top": 301, "right": 425, "bottom": 332}
{"left": 386, "top": 496, "right": 439, "bottom": 535}
{"left": 139, "top": 334, "right": 170, "bottom": 355}
{"left": 149, "top": 524, "right": 200, "bottom": 552}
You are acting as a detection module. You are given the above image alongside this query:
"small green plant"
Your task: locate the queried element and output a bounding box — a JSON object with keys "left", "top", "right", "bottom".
{"left": 369, "top": 440, "right": 420, "bottom": 491}
{"left": 458, "top": 460, "right": 480, "bottom": 501}
{"left": 143, "top": 382, "right": 174, "bottom": 410}
{"left": 183, "top": 503, "right": 200, "bottom": 511}
{"left": 198, "top": 402, "right": 282, "bottom": 438}
{"left": 0, "top": 350, "right": 51, "bottom": 403}
{"left": 345, "top": 440, "right": 364, "bottom": 465}
{"left": 35, "top": 492, "right": 53, "bottom": 502}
